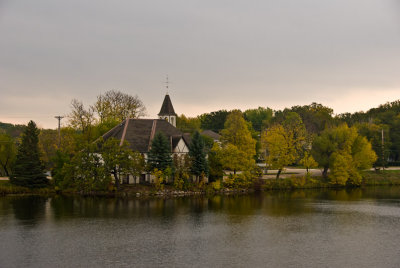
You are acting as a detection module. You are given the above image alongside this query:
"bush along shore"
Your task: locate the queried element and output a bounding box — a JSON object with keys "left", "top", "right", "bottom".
{"left": 0, "top": 181, "right": 55, "bottom": 196}
{"left": 263, "top": 170, "right": 400, "bottom": 191}
{"left": 0, "top": 179, "right": 254, "bottom": 197}
{"left": 1, "top": 170, "right": 400, "bottom": 197}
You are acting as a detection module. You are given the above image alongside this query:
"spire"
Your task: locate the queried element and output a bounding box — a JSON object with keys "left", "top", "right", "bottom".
{"left": 165, "top": 74, "right": 170, "bottom": 94}
{"left": 158, "top": 94, "right": 177, "bottom": 116}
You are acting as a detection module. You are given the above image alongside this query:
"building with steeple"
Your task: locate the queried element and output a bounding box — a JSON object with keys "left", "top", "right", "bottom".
{"left": 158, "top": 94, "right": 177, "bottom": 127}
{"left": 101, "top": 91, "right": 190, "bottom": 184}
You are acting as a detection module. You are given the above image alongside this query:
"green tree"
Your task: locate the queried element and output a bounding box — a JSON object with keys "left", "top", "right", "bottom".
{"left": 176, "top": 114, "right": 201, "bottom": 134}
{"left": 282, "top": 112, "right": 307, "bottom": 161}
{"left": 208, "top": 143, "right": 224, "bottom": 182}
{"left": 243, "top": 107, "right": 273, "bottom": 132}
{"left": 69, "top": 99, "right": 95, "bottom": 135}
{"left": 355, "top": 123, "right": 390, "bottom": 169}
{"left": 312, "top": 124, "right": 358, "bottom": 177}
{"left": 101, "top": 138, "right": 138, "bottom": 190}
{"left": 147, "top": 132, "right": 172, "bottom": 172}
{"left": 129, "top": 151, "right": 145, "bottom": 184}
{"left": 312, "top": 124, "right": 377, "bottom": 185}
{"left": 189, "top": 131, "right": 209, "bottom": 181}
{"left": 51, "top": 150, "right": 70, "bottom": 187}
{"left": 92, "top": 90, "right": 146, "bottom": 123}
{"left": 337, "top": 100, "right": 400, "bottom": 164}
{"left": 0, "top": 134, "right": 16, "bottom": 177}
{"left": 60, "top": 142, "right": 110, "bottom": 191}
{"left": 262, "top": 124, "right": 297, "bottom": 179}
{"left": 173, "top": 154, "right": 191, "bottom": 189}
{"left": 0, "top": 122, "right": 25, "bottom": 138}
{"left": 10, "top": 121, "right": 48, "bottom": 188}
{"left": 199, "top": 110, "right": 230, "bottom": 133}
{"left": 274, "top": 103, "right": 334, "bottom": 135}
{"left": 39, "top": 129, "right": 58, "bottom": 170}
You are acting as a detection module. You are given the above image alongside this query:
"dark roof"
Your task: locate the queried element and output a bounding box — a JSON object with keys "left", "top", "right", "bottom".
{"left": 158, "top": 94, "right": 177, "bottom": 116}
{"left": 201, "top": 130, "right": 221, "bottom": 141}
{"left": 183, "top": 133, "right": 192, "bottom": 146}
{"left": 103, "top": 119, "right": 187, "bottom": 153}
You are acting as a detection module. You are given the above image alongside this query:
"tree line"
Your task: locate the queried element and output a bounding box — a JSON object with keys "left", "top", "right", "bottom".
{"left": 178, "top": 101, "right": 400, "bottom": 168}
{"left": 1, "top": 92, "right": 399, "bottom": 190}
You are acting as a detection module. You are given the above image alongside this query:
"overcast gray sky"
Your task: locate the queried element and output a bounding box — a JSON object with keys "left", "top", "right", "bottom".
{"left": 1, "top": 0, "right": 399, "bottom": 129}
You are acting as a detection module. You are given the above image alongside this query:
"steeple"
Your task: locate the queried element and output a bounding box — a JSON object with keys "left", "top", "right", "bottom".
{"left": 158, "top": 94, "right": 177, "bottom": 127}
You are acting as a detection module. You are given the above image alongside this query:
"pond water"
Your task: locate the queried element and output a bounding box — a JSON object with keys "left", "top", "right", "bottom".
{"left": 1, "top": 187, "right": 400, "bottom": 267}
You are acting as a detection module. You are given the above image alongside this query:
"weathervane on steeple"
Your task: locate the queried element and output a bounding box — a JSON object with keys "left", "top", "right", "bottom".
{"left": 159, "top": 75, "right": 177, "bottom": 127}
{"left": 165, "top": 75, "right": 171, "bottom": 94}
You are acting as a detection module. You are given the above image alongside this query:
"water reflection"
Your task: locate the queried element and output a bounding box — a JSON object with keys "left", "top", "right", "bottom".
{"left": 10, "top": 196, "right": 47, "bottom": 225}
{"left": 1, "top": 187, "right": 400, "bottom": 267}
{"left": 0, "top": 187, "right": 399, "bottom": 224}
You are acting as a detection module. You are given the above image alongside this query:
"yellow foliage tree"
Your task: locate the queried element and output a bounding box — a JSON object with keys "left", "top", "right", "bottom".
{"left": 300, "top": 151, "right": 318, "bottom": 175}
{"left": 220, "top": 143, "right": 252, "bottom": 174}
{"left": 262, "top": 124, "right": 297, "bottom": 179}
{"left": 220, "top": 110, "right": 256, "bottom": 159}
{"left": 329, "top": 152, "right": 352, "bottom": 186}
{"left": 219, "top": 110, "right": 256, "bottom": 174}
{"left": 313, "top": 124, "right": 377, "bottom": 185}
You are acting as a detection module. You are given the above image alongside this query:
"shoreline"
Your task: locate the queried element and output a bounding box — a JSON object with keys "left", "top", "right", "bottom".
{"left": 1, "top": 170, "right": 400, "bottom": 198}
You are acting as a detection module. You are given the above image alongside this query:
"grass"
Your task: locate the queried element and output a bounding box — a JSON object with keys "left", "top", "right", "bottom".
{"left": 362, "top": 170, "right": 400, "bottom": 186}
{"left": 262, "top": 176, "right": 330, "bottom": 190}
{"left": 262, "top": 170, "right": 400, "bottom": 190}
{"left": 0, "top": 180, "right": 55, "bottom": 196}
{"left": 375, "top": 169, "right": 400, "bottom": 173}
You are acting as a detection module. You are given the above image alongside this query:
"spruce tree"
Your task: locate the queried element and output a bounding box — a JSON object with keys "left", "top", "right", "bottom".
{"left": 147, "top": 132, "right": 172, "bottom": 171}
{"left": 189, "top": 131, "right": 209, "bottom": 180}
{"left": 10, "top": 121, "right": 48, "bottom": 188}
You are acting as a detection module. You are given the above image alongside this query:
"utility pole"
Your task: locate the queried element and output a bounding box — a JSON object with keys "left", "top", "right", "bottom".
{"left": 54, "top": 116, "right": 64, "bottom": 148}
{"left": 382, "top": 129, "right": 385, "bottom": 170}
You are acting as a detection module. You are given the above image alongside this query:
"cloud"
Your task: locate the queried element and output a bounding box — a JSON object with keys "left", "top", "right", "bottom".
{"left": 0, "top": 0, "right": 399, "bottom": 128}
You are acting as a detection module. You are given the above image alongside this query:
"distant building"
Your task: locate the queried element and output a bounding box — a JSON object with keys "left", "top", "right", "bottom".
{"left": 201, "top": 130, "right": 221, "bottom": 142}
{"left": 102, "top": 93, "right": 190, "bottom": 184}
{"left": 103, "top": 118, "right": 190, "bottom": 157}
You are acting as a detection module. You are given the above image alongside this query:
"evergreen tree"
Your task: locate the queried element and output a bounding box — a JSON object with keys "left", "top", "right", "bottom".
{"left": 10, "top": 121, "right": 48, "bottom": 188}
{"left": 189, "top": 131, "right": 209, "bottom": 181}
{"left": 147, "top": 132, "right": 172, "bottom": 171}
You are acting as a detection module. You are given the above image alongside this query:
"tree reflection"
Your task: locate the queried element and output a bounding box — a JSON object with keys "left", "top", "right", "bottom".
{"left": 11, "top": 196, "right": 47, "bottom": 225}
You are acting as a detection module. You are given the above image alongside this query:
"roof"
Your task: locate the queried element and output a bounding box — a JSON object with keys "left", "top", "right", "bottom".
{"left": 201, "top": 130, "right": 221, "bottom": 141}
{"left": 158, "top": 94, "right": 177, "bottom": 116}
{"left": 102, "top": 119, "right": 187, "bottom": 153}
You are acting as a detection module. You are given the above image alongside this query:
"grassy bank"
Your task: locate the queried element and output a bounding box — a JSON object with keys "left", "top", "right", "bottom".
{"left": 362, "top": 170, "right": 400, "bottom": 186}
{"left": 262, "top": 176, "right": 331, "bottom": 190}
{"left": 262, "top": 170, "right": 400, "bottom": 191}
{"left": 0, "top": 180, "right": 55, "bottom": 196}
